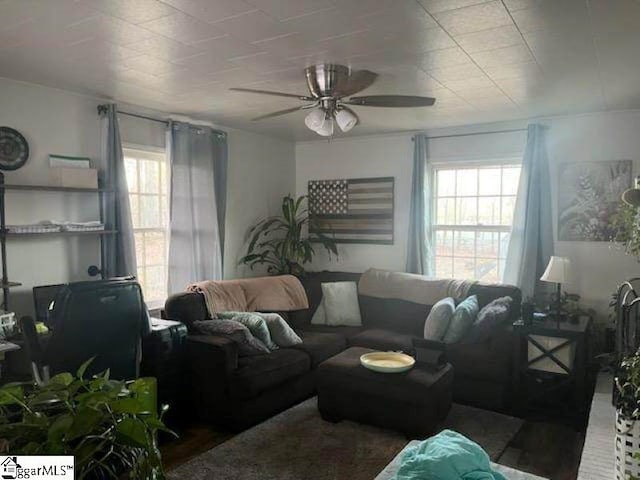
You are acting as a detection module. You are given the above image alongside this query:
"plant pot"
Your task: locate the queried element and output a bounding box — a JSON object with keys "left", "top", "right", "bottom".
{"left": 615, "top": 410, "right": 640, "bottom": 479}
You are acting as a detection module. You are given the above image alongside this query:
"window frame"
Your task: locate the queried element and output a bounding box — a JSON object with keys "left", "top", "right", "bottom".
{"left": 432, "top": 158, "right": 521, "bottom": 282}
{"left": 123, "top": 144, "right": 169, "bottom": 310}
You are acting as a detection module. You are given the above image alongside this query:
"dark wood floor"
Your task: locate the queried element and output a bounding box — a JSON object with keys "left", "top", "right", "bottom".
{"left": 161, "top": 416, "right": 585, "bottom": 479}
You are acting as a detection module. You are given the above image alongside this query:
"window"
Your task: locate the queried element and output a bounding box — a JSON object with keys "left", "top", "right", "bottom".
{"left": 124, "top": 147, "right": 169, "bottom": 307}
{"left": 434, "top": 163, "right": 521, "bottom": 282}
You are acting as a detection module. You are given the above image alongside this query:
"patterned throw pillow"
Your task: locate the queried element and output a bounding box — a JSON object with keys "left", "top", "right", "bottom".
{"left": 217, "top": 312, "right": 279, "bottom": 350}
{"left": 424, "top": 297, "right": 455, "bottom": 341}
{"left": 193, "top": 320, "right": 270, "bottom": 356}
{"left": 443, "top": 295, "right": 479, "bottom": 344}
{"left": 253, "top": 312, "right": 303, "bottom": 347}
{"left": 462, "top": 296, "right": 513, "bottom": 344}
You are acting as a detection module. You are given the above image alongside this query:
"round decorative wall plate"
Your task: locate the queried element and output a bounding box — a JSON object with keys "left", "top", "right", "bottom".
{"left": 0, "top": 127, "right": 29, "bottom": 171}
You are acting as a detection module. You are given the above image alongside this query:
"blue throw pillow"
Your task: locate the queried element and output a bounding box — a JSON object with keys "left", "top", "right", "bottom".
{"left": 424, "top": 297, "right": 455, "bottom": 341}
{"left": 443, "top": 295, "right": 479, "bottom": 344}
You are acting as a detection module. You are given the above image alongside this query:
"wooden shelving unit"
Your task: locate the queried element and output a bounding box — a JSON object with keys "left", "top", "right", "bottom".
{"left": 0, "top": 173, "right": 114, "bottom": 310}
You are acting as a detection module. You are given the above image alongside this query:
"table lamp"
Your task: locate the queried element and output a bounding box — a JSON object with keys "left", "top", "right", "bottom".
{"left": 540, "top": 256, "right": 570, "bottom": 327}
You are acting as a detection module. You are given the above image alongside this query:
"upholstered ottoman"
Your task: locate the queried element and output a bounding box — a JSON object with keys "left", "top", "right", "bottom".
{"left": 316, "top": 347, "right": 453, "bottom": 437}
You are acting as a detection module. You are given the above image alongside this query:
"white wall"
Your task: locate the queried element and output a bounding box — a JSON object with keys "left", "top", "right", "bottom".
{"left": 296, "top": 111, "right": 640, "bottom": 322}
{"left": 0, "top": 77, "right": 295, "bottom": 317}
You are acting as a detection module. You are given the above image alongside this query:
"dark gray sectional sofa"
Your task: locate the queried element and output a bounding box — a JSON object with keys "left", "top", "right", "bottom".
{"left": 164, "top": 271, "right": 521, "bottom": 431}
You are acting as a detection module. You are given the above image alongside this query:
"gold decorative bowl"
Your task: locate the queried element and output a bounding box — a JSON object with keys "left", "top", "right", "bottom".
{"left": 359, "top": 351, "right": 415, "bottom": 373}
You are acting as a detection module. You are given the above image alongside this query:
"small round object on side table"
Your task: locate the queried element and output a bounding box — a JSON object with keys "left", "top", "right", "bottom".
{"left": 0, "top": 127, "right": 29, "bottom": 171}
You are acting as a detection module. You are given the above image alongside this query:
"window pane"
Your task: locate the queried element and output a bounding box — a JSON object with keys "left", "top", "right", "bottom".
{"left": 145, "top": 231, "right": 166, "bottom": 267}
{"left": 456, "top": 197, "right": 477, "bottom": 224}
{"left": 125, "top": 158, "right": 138, "bottom": 193}
{"left": 476, "top": 258, "right": 499, "bottom": 282}
{"left": 435, "top": 230, "right": 453, "bottom": 256}
{"left": 502, "top": 167, "right": 521, "bottom": 195}
{"left": 145, "top": 265, "right": 166, "bottom": 302}
{"left": 437, "top": 170, "right": 455, "bottom": 196}
{"left": 160, "top": 161, "right": 168, "bottom": 195}
{"left": 140, "top": 159, "right": 160, "bottom": 194}
{"left": 453, "top": 231, "right": 475, "bottom": 258}
{"left": 436, "top": 198, "right": 455, "bottom": 224}
{"left": 478, "top": 196, "right": 500, "bottom": 225}
{"left": 436, "top": 256, "right": 453, "bottom": 278}
{"left": 140, "top": 196, "right": 161, "bottom": 228}
{"left": 134, "top": 232, "right": 145, "bottom": 268}
{"left": 129, "top": 194, "right": 140, "bottom": 229}
{"left": 456, "top": 169, "right": 478, "bottom": 196}
{"left": 453, "top": 257, "right": 475, "bottom": 280}
{"left": 477, "top": 231, "right": 499, "bottom": 257}
{"left": 161, "top": 195, "right": 169, "bottom": 224}
{"left": 501, "top": 196, "right": 516, "bottom": 225}
{"left": 478, "top": 168, "right": 501, "bottom": 196}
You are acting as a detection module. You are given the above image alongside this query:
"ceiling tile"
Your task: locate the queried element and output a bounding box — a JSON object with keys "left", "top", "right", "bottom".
{"left": 190, "top": 35, "right": 263, "bottom": 59}
{"left": 510, "top": 0, "right": 589, "bottom": 34}
{"left": 416, "top": 47, "right": 472, "bottom": 71}
{"left": 139, "top": 12, "right": 227, "bottom": 44}
{"left": 470, "top": 44, "right": 534, "bottom": 68}
{"left": 455, "top": 25, "right": 523, "bottom": 53}
{"left": 280, "top": 8, "right": 364, "bottom": 43}
{"left": 227, "top": 52, "right": 296, "bottom": 73}
{"left": 212, "top": 10, "right": 292, "bottom": 43}
{"left": 483, "top": 61, "right": 542, "bottom": 81}
{"left": 245, "top": 0, "right": 336, "bottom": 21}
{"left": 427, "top": 62, "right": 487, "bottom": 83}
{"left": 354, "top": 2, "right": 439, "bottom": 34}
{"left": 253, "top": 32, "right": 328, "bottom": 58}
{"left": 434, "top": 1, "right": 513, "bottom": 36}
{"left": 120, "top": 54, "right": 181, "bottom": 75}
{"left": 158, "top": 0, "right": 258, "bottom": 23}
{"left": 418, "top": 0, "right": 492, "bottom": 14}
{"left": 441, "top": 76, "right": 496, "bottom": 92}
{"left": 172, "top": 52, "right": 237, "bottom": 74}
{"left": 124, "top": 34, "right": 205, "bottom": 61}
{"left": 81, "top": 0, "right": 177, "bottom": 24}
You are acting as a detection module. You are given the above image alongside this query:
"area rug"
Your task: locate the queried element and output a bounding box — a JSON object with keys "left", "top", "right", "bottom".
{"left": 168, "top": 398, "right": 523, "bottom": 480}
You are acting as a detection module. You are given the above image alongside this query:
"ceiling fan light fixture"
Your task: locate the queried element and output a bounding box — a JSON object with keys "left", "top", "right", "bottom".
{"left": 315, "top": 115, "right": 334, "bottom": 137}
{"left": 304, "top": 108, "right": 325, "bottom": 131}
{"left": 335, "top": 108, "right": 358, "bottom": 132}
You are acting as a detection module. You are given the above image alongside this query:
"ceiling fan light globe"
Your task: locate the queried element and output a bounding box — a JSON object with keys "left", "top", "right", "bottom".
{"left": 335, "top": 109, "right": 358, "bottom": 132}
{"left": 304, "top": 109, "right": 325, "bottom": 131}
{"left": 315, "top": 117, "right": 334, "bottom": 137}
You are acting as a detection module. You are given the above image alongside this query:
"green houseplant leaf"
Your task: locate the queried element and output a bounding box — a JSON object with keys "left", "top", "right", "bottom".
{"left": 240, "top": 194, "right": 338, "bottom": 276}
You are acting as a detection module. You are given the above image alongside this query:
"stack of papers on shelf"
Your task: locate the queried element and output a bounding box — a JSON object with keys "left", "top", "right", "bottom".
{"left": 5, "top": 221, "right": 105, "bottom": 233}
{"left": 49, "top": 155, "right": 91, "bottom": 169}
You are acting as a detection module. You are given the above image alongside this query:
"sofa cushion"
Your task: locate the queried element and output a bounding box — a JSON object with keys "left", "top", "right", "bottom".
{"left": 293, "top": 330, "right": 347, "bottom": 368}
{"left": 230, "top": 348, "right": 310, "bottom": 399}
{"left": 424, "top": 297, "right": 455, "bottom": 341}
{"left": 443, "top": 295, "right": 479, "bottom": 344}
{"left": 359, "top": 295, "right": 430, "bottom": 336}
{"left": 253, "top": 312, "right": 302, "bottom": 347}
{"left": 348, "top": 328, "right": 415, "bottom": 354}
{"left": 301, "top": 324, "right": 364, "bottom": 339}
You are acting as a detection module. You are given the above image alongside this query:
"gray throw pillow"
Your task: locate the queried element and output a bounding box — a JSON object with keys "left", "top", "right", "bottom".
{"left": 321, "top": 282, "right": 362, "bottom": 326}
{"left": 217, "top": 312, "right": 279, "bottom": 350}
{"left": 253, "top": 312, "right": 302, "bottom": 347}
{"left": 193, "top": 319, "right": 270, "bottom": 356}
{"left": 443, "top": 295, "right": 479, "bottom": 344}
{"left": 463, "top": 296, "right": 513, "bottom": 344}
{"left": 424, "top": 297, "right": 455, "bottom": 341}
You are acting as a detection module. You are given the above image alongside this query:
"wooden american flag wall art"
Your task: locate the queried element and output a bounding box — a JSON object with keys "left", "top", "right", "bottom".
{"left": 308, "top": 177, "right": 394, "bottom": 245}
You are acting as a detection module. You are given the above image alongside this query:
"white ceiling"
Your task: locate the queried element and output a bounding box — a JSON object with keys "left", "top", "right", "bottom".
{"left": 0, "top": 0, "right": 638, "bottom": 140}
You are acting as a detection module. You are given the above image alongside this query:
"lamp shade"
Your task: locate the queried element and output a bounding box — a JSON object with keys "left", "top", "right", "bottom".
{"left": 335, "top": 108, "right": 358, "bottom": 132}
{"left": 315, "top": 116, "right": 334, "bottom": 137}
{"left": 304, "top": 108, "right": 325, "bottom": 131}
{"left": 540, "top": 256, "right": 570, "bottom": 283}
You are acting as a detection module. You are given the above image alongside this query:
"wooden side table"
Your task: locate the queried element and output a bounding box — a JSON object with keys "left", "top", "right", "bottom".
{"left": 512, "top": 316, "right": 592, "bottom": 419}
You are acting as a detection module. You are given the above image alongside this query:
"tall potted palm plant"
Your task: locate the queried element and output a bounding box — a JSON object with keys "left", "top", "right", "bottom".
{"left": 240, "top": 195, "right": 338, "bottom": 276}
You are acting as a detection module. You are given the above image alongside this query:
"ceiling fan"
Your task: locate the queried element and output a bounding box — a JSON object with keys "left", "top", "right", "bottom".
{"left": 229, "top": 64, "right": 436, "bottom": 137}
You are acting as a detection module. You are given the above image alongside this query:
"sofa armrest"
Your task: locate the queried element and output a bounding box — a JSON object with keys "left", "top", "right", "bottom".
{"left": 187, "top": 334, "right": 239, "bottom": 373}
{"left": 489, "top": 324, "right": 514, "bottom": 355}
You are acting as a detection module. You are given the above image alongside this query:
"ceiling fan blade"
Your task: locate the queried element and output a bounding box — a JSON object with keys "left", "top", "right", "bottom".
{"left": 345, "top": 95, "right": 436, "bottom": 107}
{"left": 251, "top": 106, "right": 307, "bottom": 121}
{"left": 334, "top": 70, "right": 378, "bottom": 97}
{"left": 230, "top": 87, "right": 313, "bottom": 101}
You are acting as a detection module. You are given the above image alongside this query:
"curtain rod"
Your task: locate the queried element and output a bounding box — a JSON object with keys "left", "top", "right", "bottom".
{"left": 412, "top": 127, "right": 527, "bottom": 141}
{"left": 97, "top": 104, "right": 227, "bottom": 137}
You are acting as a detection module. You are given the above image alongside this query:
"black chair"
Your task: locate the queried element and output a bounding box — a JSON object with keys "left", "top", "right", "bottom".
{"left": 21, "top": 278, "right": 151, "bottom": 384}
